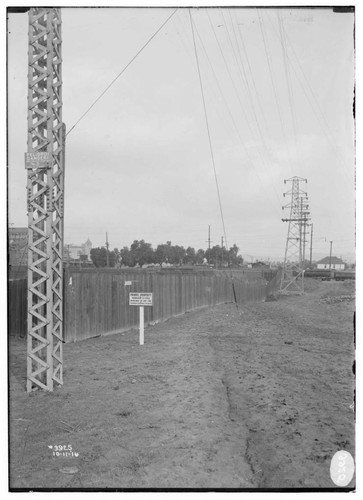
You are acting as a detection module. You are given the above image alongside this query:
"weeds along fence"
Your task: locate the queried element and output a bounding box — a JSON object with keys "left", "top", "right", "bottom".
{"left": 63, "top": 268, "right": 274, "bottom": 342}
{"left": 265, "top": 267, "right": 283, "bottom": 295}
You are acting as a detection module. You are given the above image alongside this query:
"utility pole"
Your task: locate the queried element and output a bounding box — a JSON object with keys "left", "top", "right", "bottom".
{"left": 309, "top": 223, "right": 313, "bottom": 265}
{"left": 296, "top": 194, "right": 310, "bottom": 269}
{"left": 280, "top": 176, "right": 310, "bottom": 294}
{"left": 302, "top": 224, "right": 307, "bottom": 265}
{"left": 301, "top": 197, "right": 310, "bottom": 268}
{"left": 26, "top": 8, "right": 64, "bottom": 392}
{"left": 329, "top": 241, "right": 333, "bottom": 270}
{"left": 221, "top": 236, "right": 224, "bottom": 268}
{"left": 206, "top": 225, "right": 211, "bottom": 264}
{"left": 299, "top": 196, "right": 303, "bottom": 263}
{"left": 106, "top": 232, "right": 110, "bottom": 267}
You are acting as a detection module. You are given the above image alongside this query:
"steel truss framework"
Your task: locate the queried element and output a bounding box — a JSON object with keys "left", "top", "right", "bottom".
{"left": 280, "top": 176, "right": 310, "bottom": 294}
{"left": 26, "top": 8, "right": 64, "bottom": 392}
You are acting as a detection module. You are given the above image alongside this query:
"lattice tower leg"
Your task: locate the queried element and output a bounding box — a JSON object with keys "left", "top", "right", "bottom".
{"left": 26, "top": 8, "right": 64, "bottom": 392}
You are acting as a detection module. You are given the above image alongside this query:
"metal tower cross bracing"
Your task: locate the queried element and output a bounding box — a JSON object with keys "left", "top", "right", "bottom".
{"left": 26, "top": 7, "right": 65, "bottom": 392}
{"left": 280, "top": 176, "right": 310, "bottom": 294}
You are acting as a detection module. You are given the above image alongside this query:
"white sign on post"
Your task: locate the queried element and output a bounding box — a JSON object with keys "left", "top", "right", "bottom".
{"left": 129, "top": 293, "right": 153, "bottom": 345}
{"left": 129, "top": 293, "right": 153, "bottom": 306}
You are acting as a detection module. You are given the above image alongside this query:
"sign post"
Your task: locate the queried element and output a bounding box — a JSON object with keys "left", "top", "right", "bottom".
{"left": 139, "top": 306, "right": 144, "bottom": 345}
{"left": 129, "top": 293, "right": 153, "bottom": 345}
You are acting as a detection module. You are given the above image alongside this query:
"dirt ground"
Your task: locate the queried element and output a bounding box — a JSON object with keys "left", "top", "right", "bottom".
{"left": 9, "top": 278, "right": 355, "bottom": 490}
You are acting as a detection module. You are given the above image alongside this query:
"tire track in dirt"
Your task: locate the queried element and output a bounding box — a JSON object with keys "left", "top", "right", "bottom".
{"left": 205, "top": 310, "right": 262, "bottom": 486}
{"left": 139, "top": 310, "right": 255, "bottom": 488}
{"left": 207, "top": 280, "right": 355, "bottom": 488}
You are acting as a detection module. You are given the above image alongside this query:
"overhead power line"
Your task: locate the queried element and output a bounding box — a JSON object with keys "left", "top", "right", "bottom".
{"left": 188, "top": 9, "right": 229, "bottom": 252}
{"left": 193, "top": 13, "right": 281, "bottom": 217}
{"left": 266, "top": 11, "right": 353, "bottom": 189}
{"left": 226, "top": 8, "right": 282, "bottom": 203}
{"left": 277, "top": 10, "right": 301, "bottom": 172}
{"left": 66, "top": 8, "right": 178, "bottom": 137}
{"left": 212, "top": 9, "right": 282, "bottom": 206}
{"left": 257, "top": 8, "right": 294, "bottom": 176}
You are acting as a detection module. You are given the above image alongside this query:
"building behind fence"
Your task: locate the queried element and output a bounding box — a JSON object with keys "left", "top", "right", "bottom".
{"left": 9, "top": 267, "right": 281, "bottom": 342}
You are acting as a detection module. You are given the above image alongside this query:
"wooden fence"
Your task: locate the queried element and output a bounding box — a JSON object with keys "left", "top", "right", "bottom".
{"left": 8, "top": 268, "right": 280, "bottom": 342}
{"left": 8, "top": 278, "right": 27, "bottom": 338}
{"left": 63, "top": 268, "right": 270, "bottom": 342}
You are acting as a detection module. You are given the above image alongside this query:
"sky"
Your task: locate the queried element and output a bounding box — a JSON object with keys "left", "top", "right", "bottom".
{"left": 6, "top": 3, "right": 356, "bottom": 263}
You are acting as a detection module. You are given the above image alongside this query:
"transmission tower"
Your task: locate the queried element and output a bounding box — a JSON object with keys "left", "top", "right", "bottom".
{"left": 26, "top": 8, "right": 65, "bottom": 392}
{"left": 280, "top": 176, "right": 310, "bottom": 294}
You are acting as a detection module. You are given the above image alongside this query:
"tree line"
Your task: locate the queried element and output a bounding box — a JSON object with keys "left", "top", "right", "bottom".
{"left": 90, "top": 240, "right": 243, "bottom": 268}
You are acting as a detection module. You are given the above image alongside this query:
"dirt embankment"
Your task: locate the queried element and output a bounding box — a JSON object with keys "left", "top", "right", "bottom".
{"left": 9, "top": 278, "right": 355, "bottom": 490}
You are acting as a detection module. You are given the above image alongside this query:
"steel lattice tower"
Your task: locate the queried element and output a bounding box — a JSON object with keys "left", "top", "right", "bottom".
{"left": 26, "top": 8, "right": 65, "bottom": 392}
{"left": 280, "top": 176, "right": 308, "bottom": 294}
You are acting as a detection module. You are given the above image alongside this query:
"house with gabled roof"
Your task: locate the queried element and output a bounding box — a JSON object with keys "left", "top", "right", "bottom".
{"left": 316, "top": 256, "right": 345, "bottom": 270}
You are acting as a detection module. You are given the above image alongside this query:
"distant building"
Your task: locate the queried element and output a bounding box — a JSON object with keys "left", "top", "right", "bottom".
{"left": 64, "top": 238, "right": 92, "bottom": 262}
{"left": 8, "top": 227, "right": 28, "bottom": 267}
{"left": 8, "top": 226, "right": 28, "bottom": 279}
{"left": 316, "top": 256, "right": 345, "bottom": 270}
{"left": 8, "top": 228, "right": 93, "bottom": 276}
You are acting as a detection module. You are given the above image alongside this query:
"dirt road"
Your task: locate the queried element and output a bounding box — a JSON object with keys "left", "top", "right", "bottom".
{"left": 9, "top": 278, "right": 355, "bottom": 490}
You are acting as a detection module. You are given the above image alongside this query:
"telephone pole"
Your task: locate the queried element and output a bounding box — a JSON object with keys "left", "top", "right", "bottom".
{"left": 309, "top": 223, "right": 313, "bottom": 265}
{"left": 280, "top": 176, "right": 310, "bottom": 294}
{"left": 106, "top": 232, "right": 110, "bottom": 267}
{"left": 221, "top": 236, "right": 224, "bottom": 267}
{"left": 329, "top": 241, "right": 333, "bottom": 270}
{"left": 299, "top": 195, "right": 310, "bottom": 268}
{"left": 206, "top": 225, "right": 211, "bottom": 264}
